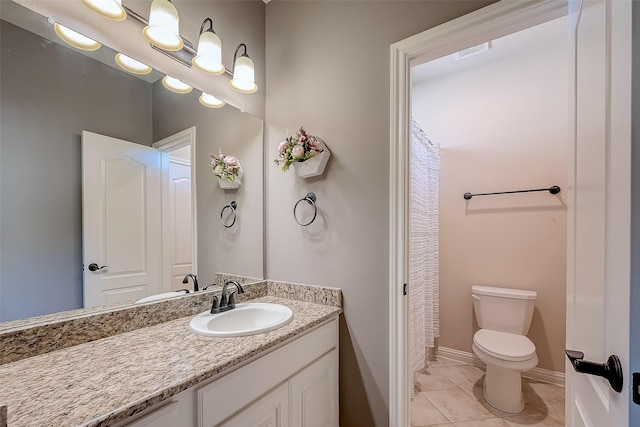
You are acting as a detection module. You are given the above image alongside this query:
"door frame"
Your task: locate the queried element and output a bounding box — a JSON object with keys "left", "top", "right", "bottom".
{"left": 388, "top": 1, "right": 569, "bottom": 425}
{"left": 153, "top": 127, "right": 198, "bottom": 293}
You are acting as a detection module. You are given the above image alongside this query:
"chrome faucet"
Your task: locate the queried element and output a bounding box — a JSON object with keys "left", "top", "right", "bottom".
{"left": 210, "top": 280, "right": 245, "bottom": 314}
{"left": 182, "top": 274, "right": 199, "bottom": 292}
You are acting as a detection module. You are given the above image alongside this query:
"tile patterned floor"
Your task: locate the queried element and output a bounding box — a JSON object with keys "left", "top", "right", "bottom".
{"left": 411, "top": 357, "right": 565, "bottom": 426}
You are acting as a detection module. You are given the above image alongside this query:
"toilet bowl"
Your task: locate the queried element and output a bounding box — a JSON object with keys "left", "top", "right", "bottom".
{"left": 472, "top": 329, "right": 538, "bottom": 412}
{"left": 471, "top": 285, "right": 538, "bottom": 413}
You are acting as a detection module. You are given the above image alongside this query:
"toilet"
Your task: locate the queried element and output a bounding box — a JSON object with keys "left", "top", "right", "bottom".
{"left": 471, "top": 285, "right": 538, "bottom": 413}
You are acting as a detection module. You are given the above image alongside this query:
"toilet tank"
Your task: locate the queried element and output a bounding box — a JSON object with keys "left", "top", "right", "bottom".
{"left": 472, "top": 285, "right": 537, "bottom": 335}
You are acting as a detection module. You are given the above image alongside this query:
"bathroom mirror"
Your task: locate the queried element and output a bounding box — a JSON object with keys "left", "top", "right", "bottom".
{"left": 0, "top": 2, "right": 264, "bottom": 324}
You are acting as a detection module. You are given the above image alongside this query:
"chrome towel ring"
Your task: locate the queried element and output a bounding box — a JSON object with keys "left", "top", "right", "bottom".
{"left": 221, "top": 201, "right": 237, "bottom": 228}
{"left": 294, "top": 192, "right": 317, "bottom": 226}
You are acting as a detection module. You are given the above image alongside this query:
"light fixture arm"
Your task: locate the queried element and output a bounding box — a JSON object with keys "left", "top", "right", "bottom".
{"left": 233, "top": 43, "right": 249, "bottom": 63}
{"left": 200, "top": 18, "right": 215, "bottom": 35}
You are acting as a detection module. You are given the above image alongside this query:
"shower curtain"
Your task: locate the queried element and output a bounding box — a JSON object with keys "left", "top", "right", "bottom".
{"left": 408, "top": 119, "right": 440, "bottom": 397}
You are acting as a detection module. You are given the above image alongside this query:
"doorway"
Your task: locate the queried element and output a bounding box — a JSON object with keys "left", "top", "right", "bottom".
{"left": 408, "top": 15, "right": 569, "bottom": 425}
{"left": 409, "top": 10, "right": 569, "bottom": 384}
{"left": 389, "top": 1, "right": 633, "bottom": 426}
{"left": 154, "top": 127, "right": 198, "bottom": 294}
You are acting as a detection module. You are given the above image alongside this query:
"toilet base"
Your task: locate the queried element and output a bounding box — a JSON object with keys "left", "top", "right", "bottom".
{"left": 483, "top": 364, "right": 524, "bottom": 414}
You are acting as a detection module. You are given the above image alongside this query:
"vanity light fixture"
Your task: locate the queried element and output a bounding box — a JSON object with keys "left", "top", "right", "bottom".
{"left": 108, "top": 4, "right": 259, "bottom": 96}
{"left": 230, "top": 43, "right": 257, "bottom": 94}
{"left": 143, "top": 0, "right": 183, "bottom": 51}
{"left": 81, "top": 0, "right": 126, "bottom": 21}
{"left": 199, "top": 92, "right": 225, "bottom": 108}
{"left": 192, "top": 18, "right": 224, "bottom": 75}
{"left": 115, "top": 53, "right": 152, "bottom": 75}
{"left": 53, "top": 23, "right": 102, "bottom": 51}
{"left": 162, "top": 75, "right": 192, "bottom": 94}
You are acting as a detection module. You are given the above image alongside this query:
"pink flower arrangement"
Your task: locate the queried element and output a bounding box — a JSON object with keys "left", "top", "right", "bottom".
{"left": 210, "top": 149, "right": 242, "bottom": 184}
{"left": 274, "top": 127, "right": 325, "bottom": 172}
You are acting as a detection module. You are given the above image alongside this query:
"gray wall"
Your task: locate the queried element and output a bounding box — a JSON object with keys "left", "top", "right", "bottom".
{"left": 264, "top": 2, "right": 494, "bottom": 425}
{"left": 164, "top": 0, "right": 266, "bottom": 119}
{"left": 152, "top": 84, "right": 264, "bottom": 284}
{"left": 0, "top": 20, "right": 153, "bottom": 321}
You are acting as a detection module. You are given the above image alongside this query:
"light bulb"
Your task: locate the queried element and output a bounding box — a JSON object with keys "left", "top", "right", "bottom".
{"left": 143, "top": 0, "right": 183, "bottom": 51}
{"left": 199, "top": 93, "right": 225, "bottom": 108}
{"left": 53, "top": 23, "right": 101, "bottom": 51}
{"left": 162, "top": 76, "right": 192, "bottom": 94}
{"left": 193, "top": 31, "right": 224, "bottom": 75}
{"left": 81, "top": 0, "right": 126, "bottom": 21}
{"left": 230, "top": 54, "right": 257, "bottom": 94}
{"left": 115, "top": 54, "right": 152, "bottom": 75}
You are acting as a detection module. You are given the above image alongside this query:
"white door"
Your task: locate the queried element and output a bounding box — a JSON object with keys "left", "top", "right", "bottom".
{"left": 82, "top": 131, "right": 162, "bottom": 307}
{"left": 167, "top": 155, "right": 193, "bottom": 291}
{"left": 154, "top": 127, "right": 197, "bottom": 294}
{"left": 565, "top": 0, "right": 631, "bottom": 425}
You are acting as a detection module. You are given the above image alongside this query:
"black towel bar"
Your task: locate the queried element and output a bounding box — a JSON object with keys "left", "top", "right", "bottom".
{"left": 463, "top": 186, "right": 561, "bottom": 200}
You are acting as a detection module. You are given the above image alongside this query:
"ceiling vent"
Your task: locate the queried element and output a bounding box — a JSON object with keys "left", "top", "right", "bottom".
{"left": 454, "top": 42, "right": 490, "bottom": 60}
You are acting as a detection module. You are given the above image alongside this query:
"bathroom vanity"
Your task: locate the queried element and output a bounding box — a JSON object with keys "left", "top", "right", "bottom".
{"left": 121, "top": 315, "right": 338, "bottom": 427}
{"left": 0, "top": 282, "right": 341, "bottom": 427}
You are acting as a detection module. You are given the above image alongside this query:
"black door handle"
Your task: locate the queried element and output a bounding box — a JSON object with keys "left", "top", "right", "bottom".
{"left": 565, "top": 350, "right": 623, "bottom": 392}
{"left": 87, "top": 263, "right": 108, "bottom": 272}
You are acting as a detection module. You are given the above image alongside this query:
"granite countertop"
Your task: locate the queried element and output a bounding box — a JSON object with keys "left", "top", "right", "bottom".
{"left": 0, "top": 296, "right": 341, "bottom": 427}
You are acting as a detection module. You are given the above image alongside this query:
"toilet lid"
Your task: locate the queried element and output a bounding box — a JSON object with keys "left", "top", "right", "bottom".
{"left": 473, "top": 329, "right": 536, "bottom": 362}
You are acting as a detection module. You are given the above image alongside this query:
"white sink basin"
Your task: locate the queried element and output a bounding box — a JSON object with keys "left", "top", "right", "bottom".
{"left": 189, "top": 303, "right": 294, "bottom": 337}
{"left": 135, "top": 290, "right": 189, "bottom": 304}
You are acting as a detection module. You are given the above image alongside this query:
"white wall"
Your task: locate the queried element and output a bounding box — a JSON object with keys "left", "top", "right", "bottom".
{"left": 265, "top": 2, "right": 496, "bottom": 425}
{"left": 412, "top": 18, "right": 568, "bottom": 373}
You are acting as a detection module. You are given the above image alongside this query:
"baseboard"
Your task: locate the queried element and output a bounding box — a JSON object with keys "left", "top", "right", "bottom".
{"left": 436, "top": 346, "right": 565, "bottom": 386}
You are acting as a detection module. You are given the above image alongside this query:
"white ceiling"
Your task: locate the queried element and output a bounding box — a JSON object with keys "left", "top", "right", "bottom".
{"left": 411, "top": 16, "right": 568, "bottom": 85}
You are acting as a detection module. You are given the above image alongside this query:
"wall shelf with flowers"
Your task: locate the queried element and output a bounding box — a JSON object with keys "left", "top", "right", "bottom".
{"left": 210, "top": 149, "right": 243, "bottom": 189}
{"left": 274, "top": 127, "right": 330, "bottom": 178}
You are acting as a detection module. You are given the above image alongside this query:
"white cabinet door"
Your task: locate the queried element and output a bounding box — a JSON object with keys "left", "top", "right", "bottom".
{"left": 220, "top": 383, "right": 289, "bottom": 427}
{"left": 289, "top": 349, "right": 339, "bottom": 427}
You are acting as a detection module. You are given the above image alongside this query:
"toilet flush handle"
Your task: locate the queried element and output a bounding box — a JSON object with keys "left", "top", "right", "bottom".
{"left": 472, "top": 295, "right": 481, "bottom": 301}
{"left": 565, "top": 350, "right": 623, "bottom": 392}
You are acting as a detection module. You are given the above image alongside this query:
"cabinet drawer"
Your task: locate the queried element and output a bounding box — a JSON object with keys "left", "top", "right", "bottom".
{"left": 198, "top": 318, "right": 338, "bottom": 427}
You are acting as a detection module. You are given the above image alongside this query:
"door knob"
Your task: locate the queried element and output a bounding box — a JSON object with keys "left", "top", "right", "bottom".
{"left": 87, "top": 263, "right": 108, "bottom": 272}
{"left": 565, "top": 350, "right": 623, "bottom": 392}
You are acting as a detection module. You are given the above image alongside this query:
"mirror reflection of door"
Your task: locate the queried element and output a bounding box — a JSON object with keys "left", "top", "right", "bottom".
{"left": 165, "top": 145, "right": 194, "bottom": 292}
{"left": 154, "top": 127, "right": 197, "bottom": 295}
{"left": 82, "top": 131, "right": 162, "bottom": 307}
{"left": 82, "top": 129, "right": 196, "bottom": 307}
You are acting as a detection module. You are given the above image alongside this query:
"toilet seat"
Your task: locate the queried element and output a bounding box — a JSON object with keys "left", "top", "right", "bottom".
{"left": 473, "top": 329, "right": 536, "bottom": 362}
